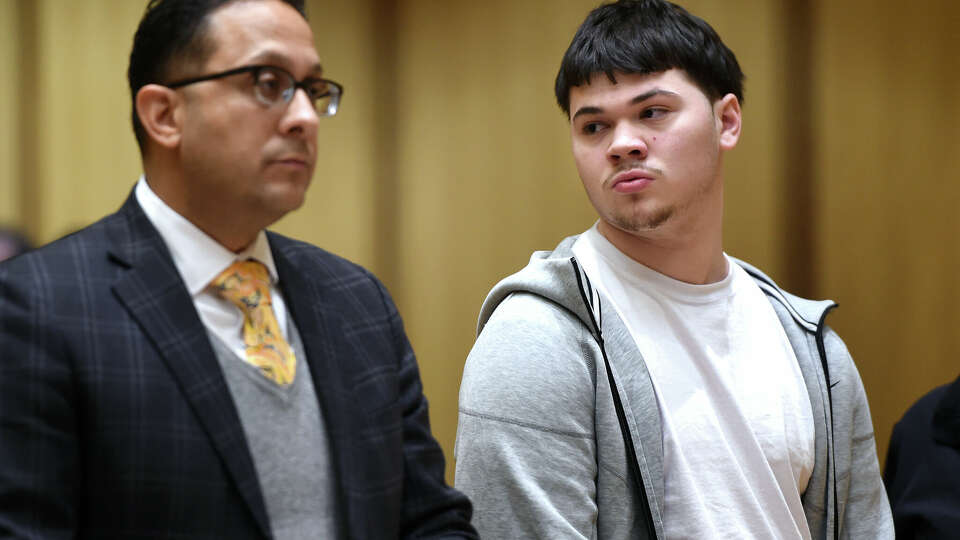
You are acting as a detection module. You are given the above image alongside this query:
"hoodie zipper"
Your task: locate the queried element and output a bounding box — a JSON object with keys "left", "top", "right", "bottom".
{"left": 815, "top": 305, "right": 840, "bottom": 540}
{"left": 571, "top": 258, "right": 659, "bottom": 539}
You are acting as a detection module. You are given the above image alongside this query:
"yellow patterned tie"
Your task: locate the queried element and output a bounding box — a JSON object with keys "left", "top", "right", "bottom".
{"left": 211, "top": 260, "right": 296, "bottom": 386}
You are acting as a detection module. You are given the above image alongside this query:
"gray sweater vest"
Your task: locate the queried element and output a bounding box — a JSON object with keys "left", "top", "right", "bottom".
{"left": 209, "top": 317, "right": 339, "bottom": 539}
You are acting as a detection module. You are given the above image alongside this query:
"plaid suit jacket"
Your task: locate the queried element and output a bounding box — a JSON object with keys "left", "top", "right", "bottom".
{"left": 0, "top": 192, "right": 475, "bottom": 539}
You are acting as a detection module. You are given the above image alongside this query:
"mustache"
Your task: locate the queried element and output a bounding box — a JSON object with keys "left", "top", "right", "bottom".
{"left": 264, "top": 142, "right": 313, "bottom": 163}
{"left": 605, "top": 162, "right": 663, "bottom": 185}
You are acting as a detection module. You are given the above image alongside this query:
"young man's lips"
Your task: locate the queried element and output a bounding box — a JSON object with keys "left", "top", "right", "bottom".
{"left": 611, "top": 170, "right": 654, "bottom": 193}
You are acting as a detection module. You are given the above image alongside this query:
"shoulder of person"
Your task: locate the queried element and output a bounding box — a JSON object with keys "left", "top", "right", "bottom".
{"left": 465, "top": 291, "right": 598, "bottom": 411}
{"left": 266, "top": 231, "right": 387, "bottom": 287}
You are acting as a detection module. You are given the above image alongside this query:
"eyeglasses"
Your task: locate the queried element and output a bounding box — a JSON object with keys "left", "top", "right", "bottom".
{"left": 165, "top": 64, "right": 343, "bottom": 117}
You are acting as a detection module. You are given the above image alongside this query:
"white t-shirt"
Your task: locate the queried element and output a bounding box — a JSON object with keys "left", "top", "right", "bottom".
{"left": 572, "top": 224, "right": 815, "bottom": 539}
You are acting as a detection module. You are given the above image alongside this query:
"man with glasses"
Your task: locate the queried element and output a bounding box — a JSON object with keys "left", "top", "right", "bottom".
{"left": 0, "top": 1, "right": 475, "bottom": 538}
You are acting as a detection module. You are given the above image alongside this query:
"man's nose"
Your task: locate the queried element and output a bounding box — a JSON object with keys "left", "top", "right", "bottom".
{"left": 279, "top": 88, "right": 320, "bottom": 139}
{"left": 607, "top": 124, "right": 648, "bottom": 163}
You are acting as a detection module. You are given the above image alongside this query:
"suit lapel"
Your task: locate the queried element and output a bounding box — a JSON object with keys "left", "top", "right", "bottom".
{"left": 270, "top": 239, "right": 361, "bottom": 523}
{"left": 107, "top": 193, "right": 272, "bottom": 538}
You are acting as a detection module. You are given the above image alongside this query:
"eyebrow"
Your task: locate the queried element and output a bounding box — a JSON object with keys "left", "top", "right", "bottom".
{"left": 571, "top": 89, "right": 681, "bottom": 121}
{"left": 244, "top": 50, "right": 323, "bottom": 76}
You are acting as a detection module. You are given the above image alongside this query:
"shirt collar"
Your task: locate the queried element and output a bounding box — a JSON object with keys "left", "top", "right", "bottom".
{"left": 134, "top": 176, "right": 280, "bottom": 296}
{"left": 581, "top": 221, "right": 733, "bottom": 300}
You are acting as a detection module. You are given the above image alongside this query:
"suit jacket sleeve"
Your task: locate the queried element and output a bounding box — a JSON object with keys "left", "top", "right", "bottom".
{"left": 369, "top": 272, "right": 477, "bottom": 539}
{"left": 0, "top": 260, "right": 78, "bottom": 538}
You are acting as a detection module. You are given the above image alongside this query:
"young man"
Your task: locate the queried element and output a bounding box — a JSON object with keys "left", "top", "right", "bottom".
{"left": 454, "top": 1, "right": 892, "bottom": 538}
{"left": 0, "top": 1, "right": 475, "bottom": 538}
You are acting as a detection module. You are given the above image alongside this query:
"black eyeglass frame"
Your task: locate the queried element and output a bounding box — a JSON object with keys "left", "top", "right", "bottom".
{"left": 164, "top": 64, "right": 343, "bottom": 116}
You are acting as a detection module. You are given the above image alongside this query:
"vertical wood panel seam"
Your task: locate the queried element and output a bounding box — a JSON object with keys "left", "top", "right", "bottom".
{"left": 780, "top": 0, "right": 817, "bottom": 297}
{"left": 16, "top": 1, "right": 40, "bottom": 244}
{"left": 371, "top": 0, "right": 401, "bottom": 295}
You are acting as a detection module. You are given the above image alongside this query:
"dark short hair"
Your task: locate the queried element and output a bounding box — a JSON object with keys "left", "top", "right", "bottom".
{"left": 555, "top": 0, "right": 744, "bottom": 116}
{"left": 127, "top": 0, "right": 307, "bottom": 153}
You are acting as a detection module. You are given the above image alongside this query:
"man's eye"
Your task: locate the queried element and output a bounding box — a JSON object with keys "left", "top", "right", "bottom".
{"left": 641, "top": 107, "right": 668, "bottom": 119}
{"left": 254, "top": 71, "right": 285, "bottom": 99}
{"left": 305, "top": 80, "right": 329, "bottom": 100}
{"left": 582, "top": 122, "right": 606, "bottom": 135}
{"left": 257, "top": 77, "right": 280, "bottom": 91}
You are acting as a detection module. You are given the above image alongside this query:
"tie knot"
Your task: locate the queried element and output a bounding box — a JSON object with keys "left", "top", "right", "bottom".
{"left": 210, "top": 259, "right": 296, "bottom": 386}
{"left": 212, "top": 260, "right": 272, "bottom": 311}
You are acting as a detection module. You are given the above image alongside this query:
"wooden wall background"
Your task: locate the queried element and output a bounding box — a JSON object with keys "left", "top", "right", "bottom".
{"left": 2, "top": 0, "right": 957, "bottom": 484}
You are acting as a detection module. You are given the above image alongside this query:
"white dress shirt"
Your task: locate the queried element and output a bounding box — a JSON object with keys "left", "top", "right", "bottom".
{"left": 134, "top": 176, "right": 292, "bottom": 362}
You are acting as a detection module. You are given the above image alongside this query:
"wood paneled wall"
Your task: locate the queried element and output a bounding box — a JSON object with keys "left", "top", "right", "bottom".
{"left": 2, "top": 0, "right": 957, "bottom": 485}
{"left": 813, "top": 0, "right": 960, "bottom": 464}
{"left": 0, "top": 1, "right": 19, "bottom": 227}
{"left": 391, "top": 0, "right": 598, "bottom": 479}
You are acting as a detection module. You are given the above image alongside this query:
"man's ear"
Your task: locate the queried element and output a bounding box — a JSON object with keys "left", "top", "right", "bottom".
{"left": 715, "top": 93, "right": 742, "bottom": 151}
{"left": 135, "top": 84, "right": 182, "bottom": 150}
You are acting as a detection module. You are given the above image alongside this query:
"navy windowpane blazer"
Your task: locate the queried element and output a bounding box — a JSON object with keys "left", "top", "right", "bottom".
{"left": 0, "top": 191, "right": 476, "bottom": 539}
{"left": 885, "top": 375, "right": 960, "bottom": 539}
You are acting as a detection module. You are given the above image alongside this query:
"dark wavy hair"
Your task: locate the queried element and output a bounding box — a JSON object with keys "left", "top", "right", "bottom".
{"left": 127, "top": 0, "right": 307, "bottom": 153}
{"left": 554, "top": 0, "right": 744, "bottom": 116}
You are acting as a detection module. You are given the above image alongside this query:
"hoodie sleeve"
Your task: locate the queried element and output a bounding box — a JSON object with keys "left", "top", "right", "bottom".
{"left": 455, "top": 292, "right": 599, "bottom": 539}
{"left": 823, "top": 327, "right": 895, "bottom": 539}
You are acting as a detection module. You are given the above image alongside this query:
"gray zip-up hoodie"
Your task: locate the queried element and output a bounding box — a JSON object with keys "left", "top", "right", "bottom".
{"left": 455, "top": 236, "right": 893, "bottom": 539}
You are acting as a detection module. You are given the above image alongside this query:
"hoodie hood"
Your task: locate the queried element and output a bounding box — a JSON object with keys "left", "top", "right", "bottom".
{"left": 477, "top": 236, "right": 596, "bottom": 336}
